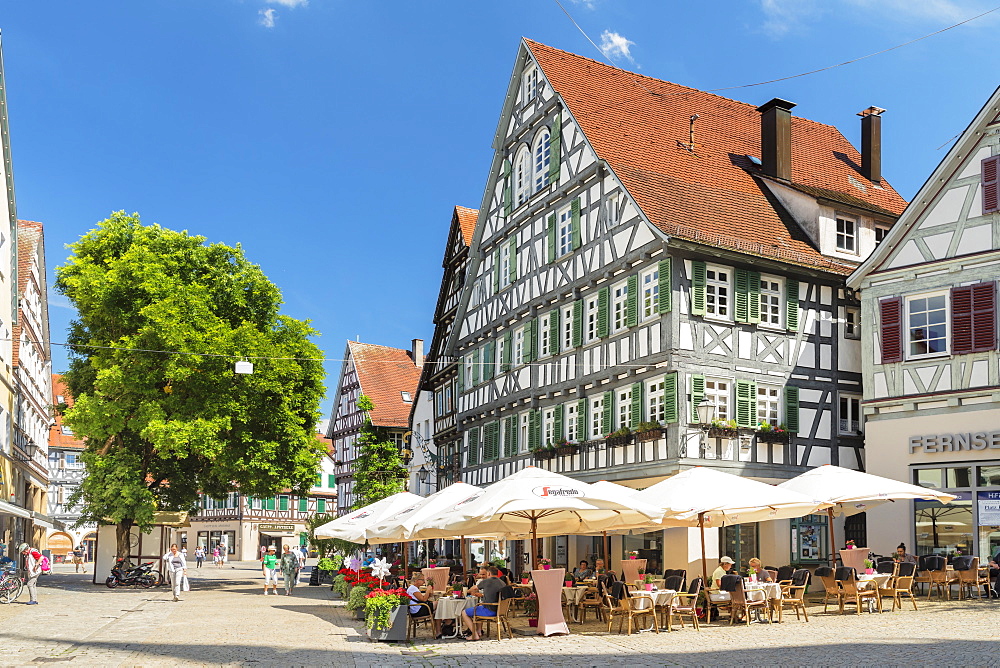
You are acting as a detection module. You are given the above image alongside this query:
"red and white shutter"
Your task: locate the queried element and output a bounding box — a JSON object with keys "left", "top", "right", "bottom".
{"left": 983, "top": 156, "right": 1000, "bottom": 215}
{"left": 879, "top": 297, "right": 903, "bottom": 363}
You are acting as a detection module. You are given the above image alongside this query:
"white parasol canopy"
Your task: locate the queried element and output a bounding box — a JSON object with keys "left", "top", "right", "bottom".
{"left": 366, "top": 482, "right": 490, "bottom": 543}
{"left": 313, "top": 491, "right": 422, "bottom": 543}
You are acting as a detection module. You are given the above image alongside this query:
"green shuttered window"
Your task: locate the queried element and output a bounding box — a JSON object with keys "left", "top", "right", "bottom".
{"left": 548, "top": 113, "right": 561, "bottom": 183}
{"left": 735, "top": 380, "right": 756, "bottom": 428}
{"left": 504, "top": 416, "right": 517, "bottom": 457}
{"left": 508, "top": 237, "right": 518, "bottom": 283}
{"left": 597, "top": 287, "right": 610, "bottom": 338}
{"left": 734, "top": 269, "right": 761, "bottom": 324}
{"left": 691, "top": 260, "right": 707, "bottom": 316}
{"left": 467, "top": 428, "right": 480, "bottom": 466}
{"left": 553, "top": 405, "right": 564, "bottom": 442}
{"left": 547, "top": 213, "right": 557, "bottom": 263}
{"left": 577, "top": 399, "right": 588, "bottom": 439}
{"left": 658, "top": 258, "right": 672, "bottom": 313}
{"left": 501, "top": 331, "right": 512, "bottom": 372}
{"left": 626, "top": 274, "right": 638, "bottom": 328}
{"left": 601, "top": 391, "right": 613, "bottom": 435}
{"left": 630, "top": 382, "right": 642, "bottom": 426}
{"left": 529, "top": 410, "right": 541, "bottom": 451}
{"left": 784, "top": 386, "right": 800, "bottom": 433}
{"left": 571, "top": 198, "right": 582, "bottom": 250}
{"left": 664, "top": 372, "right": 678, "bottom": 423}
{"left": 549, "top": 309, "right": 560, "bottom": 355}
{"left": 786, "top": 280, "right": 799, "bottom": 332}
{"left": 572, "top": 300, "right": 583, "bottom": 348}
{"left": 689, "top": 374, "right": 705, "bottom": 422}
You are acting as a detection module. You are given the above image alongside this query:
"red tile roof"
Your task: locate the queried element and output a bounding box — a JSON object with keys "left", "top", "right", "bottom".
{"left": 525, "top": 40, "right": 908, "bottom": 274}
{"left": 50, "top": 374, "right": 86, "bottom": 451}
{"left": 315, "top": 431, "right": 334, "bottom": 457}
{"left": 13, "top": 220, "right": 45, "bottom": 369}
{"left": 348, "top": 341, "right": 422, "bottom": 428}
{"left": 455, "top": 206, "right": 478, "bottom": 247}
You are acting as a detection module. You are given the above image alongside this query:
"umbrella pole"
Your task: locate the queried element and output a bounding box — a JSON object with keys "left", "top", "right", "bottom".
{"left": 602, "top": 531, "right": 608, "bottom": 566}
{"left": 460, "top": 536, "right": 467, "bottom": 578}
{"left": 532, "top": 517, "right": 538, "bottom": 571}
{"left": 827, "top": 506, "right": 837, "bottom": 568}
{"left": 699, "top": 512, "right": 709, "bottom": 591}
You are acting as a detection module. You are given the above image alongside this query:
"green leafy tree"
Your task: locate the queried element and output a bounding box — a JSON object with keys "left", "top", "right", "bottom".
{"left": 351, "top": 395, "right": 407, "bottom": 509}
{"left": 57, "top": 212, "right": 326, "bottom": 557}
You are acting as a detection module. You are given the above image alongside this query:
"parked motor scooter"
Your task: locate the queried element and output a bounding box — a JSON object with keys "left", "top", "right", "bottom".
{"left": 106, "top": 558, "right": 161, "bottom": 588}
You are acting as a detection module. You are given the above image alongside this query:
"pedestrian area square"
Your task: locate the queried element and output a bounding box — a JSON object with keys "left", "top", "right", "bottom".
{"left": 0, "top": 562, "right": 998, "bottom": 666}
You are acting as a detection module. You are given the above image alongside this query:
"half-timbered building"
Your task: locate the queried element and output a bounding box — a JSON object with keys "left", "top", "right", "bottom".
{"left": 326, "top": 340, "right": 424, "bottom": 515}
{"left": 47, "top": 374, "right": 95, "bottom": 557}
{"left": 848, "top": 85, "right": 1000, "bottom": 562}
{"left": 450, "top": 40, "right": 907, "bottom": 572}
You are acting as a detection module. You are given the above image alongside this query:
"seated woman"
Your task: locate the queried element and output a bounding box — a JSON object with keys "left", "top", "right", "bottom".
{"left": 405, "top": 573, "right": 440, "bottom": 637}
{"left": 573, "top": 560, "right": 593, "bottom": 581}
{"left": 747, "top": 558, "right": 772, "bottom": 581}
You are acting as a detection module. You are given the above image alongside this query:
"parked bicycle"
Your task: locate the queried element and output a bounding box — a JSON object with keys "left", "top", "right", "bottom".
{"left": 0, "top": 569, "right": 23, "bottom": 604}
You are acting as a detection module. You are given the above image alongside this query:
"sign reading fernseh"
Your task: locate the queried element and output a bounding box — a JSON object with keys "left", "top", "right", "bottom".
{"left": 909, "top": 431, "right": 1000, "bottom": 454}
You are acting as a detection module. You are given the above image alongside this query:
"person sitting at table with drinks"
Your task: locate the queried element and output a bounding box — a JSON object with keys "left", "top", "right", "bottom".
{"left": 406, "top": 573, "right": 440, "bottom": 637}
{"left": 708, "top": 556, "right": 737, "bottom": 600}
{"left": 894, "top": 542, "right": 918, "bottom": 564}
{"left": 464, "top": 565, "right": 490, "bottom": 589}
{"left": 747, "top": 557, "right": 772, "bottom": 582}
{"left": 573, "top": 560, "right": 594, "bottom": 581}
{"left": 460, "top": 566, "right": 506, "bottom": 641}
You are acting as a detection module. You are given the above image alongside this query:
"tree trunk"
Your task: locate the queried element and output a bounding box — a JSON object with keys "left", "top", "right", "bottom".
{"left": 116, "top": 520, "right": 134, "bottom": 561}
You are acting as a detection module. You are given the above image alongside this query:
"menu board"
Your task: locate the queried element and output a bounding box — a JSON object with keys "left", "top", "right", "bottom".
{"left": 978, "top": 491, "right": 1000, "bottom": 526}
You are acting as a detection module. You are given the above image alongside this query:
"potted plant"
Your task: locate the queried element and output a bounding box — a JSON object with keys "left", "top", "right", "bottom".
{"left": 531, "top": 442, "right": 556, "bottom": 461}
{"left": 346, "top": 584, "right": 370, "bottom": 619}
{"left": 365, "top": 587, "right": 411, "bottom": 642}
{"left": 523, "top": 592, "right": 539, "bottom": 627}
{"left": 627, "top": 550, "right": 639, "bottom": 560}
{"left": 707, "top": 418, "right": 738, "bottom": 438}
{"left": 863, "top": 559, "right": 875, "bottom": 575}
{"left": 844, "top": 540, "right": 856, "bottom": 550}
{"left": 642, "top": 573, "right": 655, "bottom": 591}
{"left": 538, "top": 557, "right": 551, "bottom": 570}
{"left": 755, "top": 421, "right": 790, "bottom": 444}
{"left": 635, "top": 421, "right": 664, "bottom": 442}
{"left": 606, "top": 427, "right": 633, "bottom": 447}
{"left": 554, "top": 438, "right": 579, "bottom": 456}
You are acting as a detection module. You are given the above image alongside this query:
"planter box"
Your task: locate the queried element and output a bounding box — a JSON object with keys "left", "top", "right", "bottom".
{"left": 636, "top": 428, "right": 664, "bottom": 442}
{"left": 533, "top": 449, "right": 556, "bottom": 461}
{"left": 707, "top": 427, "right": 738, "bottom": 439}
{"left": 756, "top": 431, "right": 790, "bottom": 444}
{"left": 353, "top": 608, "right": 366, "bottom": 620}
{"left": 367, "top": 604, "right": 409, "bottom": 642}
{"left": 555, "top": 444, "right": 579, "bottom": 456}
{"left": 606, "top": 435, "right": 634, "bottom": 447}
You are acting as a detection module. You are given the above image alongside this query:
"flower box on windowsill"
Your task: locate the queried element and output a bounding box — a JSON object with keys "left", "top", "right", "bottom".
{"left": 555, "top": 444, "right": 579, "bottom": 456}
{"left": 755, "top": 430, "right": 790, "bottom": 444}
{"left": 606, "top": 434, "right": 634, "bottom": 447}
{"left": 707, "top": 427, "right": 738, "bottom": 439}
{"left": 533, "top": 449, "right": 556, "bottom": 461}
{"left": 636, "top": 427, "right": 665, "bottom": 442}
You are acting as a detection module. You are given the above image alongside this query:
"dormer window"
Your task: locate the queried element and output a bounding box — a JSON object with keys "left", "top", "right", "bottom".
{"left": 836, "top": 215, "right": 857, "bottom": 253}
{"left": 533, "top": 129, "right": 551, "bottom": 192}
{"left": 522, "top": 65, "right": 540, "bottom": 104}
{"left": 401, "top": 392, "right": 412, "bottom": 403}
{"left": 875, "top": 225, "right": 890, "bottom": 247}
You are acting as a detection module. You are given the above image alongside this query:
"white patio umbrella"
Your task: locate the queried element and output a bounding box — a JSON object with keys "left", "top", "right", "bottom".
{"left": 778, "top": 464, "right": 957, "bottom": 566}
{"left": 313, "top": 491, "right": 422, "bottom": 543}
{"left": 632, "top": 467, "right": 830, "bottom": 591}
{"left": 411, "top": 467, "right": 664, "bottom": 569}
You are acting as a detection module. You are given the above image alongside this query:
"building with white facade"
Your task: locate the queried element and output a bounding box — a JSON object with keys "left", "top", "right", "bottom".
{"left": 848, "top": 85, "right": 1000, "bottom": 561}
{"left": 47, "top": 374, "right": 94, "bottom": 557}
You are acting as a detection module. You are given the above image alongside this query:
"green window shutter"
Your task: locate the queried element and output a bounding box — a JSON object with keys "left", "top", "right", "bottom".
{"left": 493, "top": 249, "right": 500, "bottom": 293}
{"left": 547, "top": 213, "right": 557, "bottom": 262}
{"left": 597, "top": 287, "right": 610, "bottom": 338}
{"left": 577, "top": 398, "right": 588, "bottom": 440}
{"left": 529, "top": 410, "right": 541, "bottom": 451}
{"left": 266, "top": 497, "right": 275, "bottom": 511}
{"left": 298, "top": 497, "right": 307, "bottom": 512}
{"left": 483, "top": 341, "right": 494, "bottom": 380}
{"left": 571, "top": 198, "right": 582, "bottom": 250}
{"left": 472, "top": 348, "right": 481, "bottom": 386}
{"left": 505, "top": 416, "right": 517, "bottom": 457}
{"left": 572, "top": 299, "right": 583, "bottom": 348}
{"left": 467, "top": 428, "right": 480, "bottom": 466}
{"left": 786, "top": 280, "right": 800, "bottom": 332}
{"left": 316, "top": 473, "right": 322, "bottom": 486}
{"left": 784, "top": 386, "right": 800, "bottom": 433}
{"left": 317, "top": 499, "right": 326, "bottom": 514}
{"left": 458, "top": 356, "right": 465, "bottom": 392}
{"left": 549, "top": 308, "right": 560, "bottom": 355}
{"left": 735, "top": 269, "right": 750, "bottom": 323}
{"left": 524, "top": 319, "right": 537, "bottom": 363}
{"left": 279, "top": 496, "right": 288, "bottom": 511}
{"left": 691, "top": 260, "right": 707, "bottom": 316}
{"left": 658, "top": 258, "right": 672, "bottom": 313}
{"left": 630, "top": 382, "right": 642, "bottom": 427}
{"left": 601, "top": 391, "right": 613, "bottom": 435}
{"left": 749, "top": 271, "right": 761, "bottom": 324}
{"left": 484, "top": 422, "right": 498, "bottom": 461}
{"left": 626, "top": 274, "right": 638, "bottom": 328}
{"left": 508, "top": 236, "right": 518, "bottom": 283}
{"left": 735, "top": 380, "right": 756, "bottom": 428}
{"left": 689, "top": 373, "right": 705, "bottom": 422}
{"left": 548, "top": 113, "right": 561, "bottom": 183}
{"left": 328, "top": 474, "right": 335, "bottom": 488}
{"left": 553, "top": 404, "right": 564, "bottom": 442}
{"left": 501, "top": 331, "right": 512, "bottom": 372}
{"left": 664, "top": 372, "right": 678, "bottom": 423}
{"left": 503, "top": 159, "right": 512, "bottom": 218}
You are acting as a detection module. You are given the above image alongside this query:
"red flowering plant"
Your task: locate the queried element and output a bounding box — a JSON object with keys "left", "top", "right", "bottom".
{"left": 364, "top": 587, "right": 412, "bottom": 629}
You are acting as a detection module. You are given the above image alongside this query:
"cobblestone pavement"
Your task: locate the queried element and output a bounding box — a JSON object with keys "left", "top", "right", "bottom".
{"left": 0, "top": 562, "right": 998, "bottom": 666}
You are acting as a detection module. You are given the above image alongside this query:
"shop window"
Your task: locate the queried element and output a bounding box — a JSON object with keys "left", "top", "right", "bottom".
{"left": 946, "top": 467, "right": 973, "bottom": 488}
{"left": 722, "top": 523, "right": 758, "bottom": 572}
{"left": 915, "top": 499, "right": 973, "bottom": 557}
{"left": 914, "top": 468, "right": 943, "bottom": 489}
{"left": 978, "top": 466, "right": 1000, "bottom": 487}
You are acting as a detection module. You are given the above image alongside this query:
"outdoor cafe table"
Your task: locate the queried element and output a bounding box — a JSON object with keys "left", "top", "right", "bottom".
{"left": 433, "top": 596, "right": 469, "bottom": 639}
{"left": 630, "top": 589, "right": 676, "bottom": 632}
{"left": 561, "top": 585, "right": 590, "bottom": 623}
{"left": 532, "top": 568, "right": 570, "bottom": 636}
{"left": 857, "top": 573, "right": 892, "bottom": 612}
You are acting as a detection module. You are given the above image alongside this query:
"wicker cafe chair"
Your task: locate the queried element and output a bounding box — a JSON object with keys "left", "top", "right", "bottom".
{"left": 472, "top": 597, "right": 513, "bottom": 641}
{"left": 617, "top": 592, "right": 658, "bottom": 635}
{"left": 835, "top": 567, "right": 880, "bottom": 615}
{"left": 663, "top": 575, "right": 685, "bottom": 592}
{"left": 662, "top": 568, "right": 687, "bottom": 590}
{"left": 814, "top": 566, "right": 844, "bottom": 612}
{"left": 601, "top": 590, "right": 628, "bottom": 633}
{"left": 406, "top": 602, "right": 435, "bottom": 640}
{"left": 923, "top": 555, "right": 956, "bottom": 600}
{"left": 890, "top": 562, "right": 918, "bottom": 611}
{"left": 710, "top": 574, "right": 741, "bottom": 622}
{"left": 579, "top": 585, "right": 603, "bottom": 622}
{"left": 914, "top": 554, "right": 937, "bottom": 595}
{"left": 876, "top": 560, "right": 898, "bottom": 577}
{"left": 777, "top": 569, "right": 810, "bottom": 622}
{"left": 775, "top": 565, "right": 795, "bottom": 586}
{"left": 730, "top": 579, "right": 770, "bottom": 626}
{"left": 955, "top": 557, "right": 990, "bottom": 600}
{"left": 665, "top": 577, "right": 702, "bottom": 632}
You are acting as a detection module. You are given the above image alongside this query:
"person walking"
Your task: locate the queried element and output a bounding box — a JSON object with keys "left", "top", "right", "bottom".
{"left": 212, "top": 546, "right": 220, "bottom": 568}
{"left": 194, "top": 546, "right": 205, "bottom": 568}
{"left": 18, "top": 543, "right": 42, "bottom": 605}
{"left": 162, "top": 543, "right": 188, "bottom": 602}
{"left": 296, "top": 545, "right": 307, "bottom": 585}
{"left": 72, "top": 545, "right": 86, "bottom": 574}
{"left": 261, "top": 546, "right": 279, "bottom": 595}
{"left": 280, "top": 545, "right": 299, "bottom": 596}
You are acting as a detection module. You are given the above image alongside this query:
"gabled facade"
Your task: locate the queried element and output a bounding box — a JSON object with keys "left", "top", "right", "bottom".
{"left": 447, "top": 40, "right": 907, "bottom": 572}
{"left": 47, "top": 374, "right": 93, "bottom": 555}
{"left": 848, "top": 86, "right": 1000, "bottom": 561}
{"left": 325, "top": 340, "right": 423, "bottom": 515}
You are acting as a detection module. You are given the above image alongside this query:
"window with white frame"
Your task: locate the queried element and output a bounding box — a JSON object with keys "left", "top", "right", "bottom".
{"left": 705, "top": 378, "right": 730, "bottom": 422}
{"left": 706, "top": 266, "right": 731, "bottom": 319}
{"left": 646, "top": 378, "right": 666, "bottom": 424}
{"left": 543, "top": 407, "right": 555, "bottom": 445}
{"left": 523, "top": 65, "right": 539, "bottom": 103}
{"left": 515, "top": 147, "right": 531, "bottom": 207}
{"left": 585, "top": 295, "right": 600, "bottom": 342}
{"left": 606, "top": 193, "right": 620, "bottom": 227}
{"left": 519, "top": 412, "right": 530, "bottom": 453}
{"left": 616, "top": 387, "right": 632, "bottom": 430}
{"left": 906, "top": 292, "right": 948, "bottom": 358}
{"left": 464, "top": 355, "right": 474, "bottom": 386}
{"left": 839, "top": 394, "right": 861, "bottom": 434}
{"left": 759, "top": 275, "right": 783, "bottom": 327}
{"left": 539, "top": 313, "right": 551, "bottom": 358}
{"left": 612, "top": 280, "right": 628, "bottom": 332}
{"left": 496, "top": 336, "right": 506, "bottom": 371}
{"left": 565, "top": 401, "right": 578, "bottom": 442}
{"left": 836, "top": 215, "right": 857, "bottom": 253}
{"left": 499, "top": 243, "right": 511, "bottom": 289}
{"left": 756, "top": 384, "right": 780, "bottom": 427}
{"left": 875, "top": 225, "right": 889, "bottom": 247}
{"left": 514, "top": 327, "right": 525, "bottom": 367}
{"left": 641, "top": 266, "right": 659, "bottom": 320}
{"left": 533, "top": 129, "right": 551, "bottom": 192}
{"left": 562, "top": 305, "right": 574, "bottom": 350}
{"left": 590, "top": 395, "right": 604, "bottom": 439}
{"left": 844, "top": 307, "right": 860, "bottom": 339}
{"left": 445, "top": 382, "right": 454, "bottom": 413}
{"left": 557, "top": 206, "right": 573, "bottom": 257}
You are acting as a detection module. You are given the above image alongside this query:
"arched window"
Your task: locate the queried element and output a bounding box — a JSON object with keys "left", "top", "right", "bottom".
{"left": 533, "top": 129, "right": 551, "bottom": 192}
{"left": 514, "top": 146, "right": 531, "bottom": 207}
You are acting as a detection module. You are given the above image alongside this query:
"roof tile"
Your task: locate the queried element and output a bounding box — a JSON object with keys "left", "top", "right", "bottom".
{"left": 348, "top": 341, "right": 422, "bottom": 428}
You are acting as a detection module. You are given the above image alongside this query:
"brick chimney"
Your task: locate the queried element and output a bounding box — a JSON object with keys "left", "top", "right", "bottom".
{"left": 859, "top": 106, "right": 885, "bottom": 184}
{"left": 411, "top": 339, "right": 424, "bottom": 367}
{"left": 756, "top": 98, "right": 796, "bottom": 181}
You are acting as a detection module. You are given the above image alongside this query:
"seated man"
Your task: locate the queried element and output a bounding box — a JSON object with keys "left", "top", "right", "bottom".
{"left": 747, "top": 558, "right": 772, "bottom": 581}
{"left": 572, "top": 560, "right": 594, "bottom": 581}
{"left": 406, "top": 573, "right": 440, "bottom": 637}
{"left": 461, "top": 566, "right": 505, "bottom": 641}
{"left": 708, "top": 556, "right": 737, "bottom": 602}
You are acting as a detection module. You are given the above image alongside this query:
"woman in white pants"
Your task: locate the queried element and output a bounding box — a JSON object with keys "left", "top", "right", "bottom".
{"left": 18, "top": 544, "right": 41, "bottom": 604}
{"left": 162, "top": 544, "right": 188, "bottom": 602}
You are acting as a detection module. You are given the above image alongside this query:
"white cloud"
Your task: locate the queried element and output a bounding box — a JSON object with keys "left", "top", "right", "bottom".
{"left": 568, "top": 0, "right": 599, "bottom": 9}
{"left": 258, "top": 7, "right": 277, "bottom": 28}
{"left": 598, "top": 30, "right": 635, "bottom": 62}
{"left": 267, "top": 0, "right": 308, "bottom": 7}
{"left": 758, "top": 0, "right": 824, "bottom": 37}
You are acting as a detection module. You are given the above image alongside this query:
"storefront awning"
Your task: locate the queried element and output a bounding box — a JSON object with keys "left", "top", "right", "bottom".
{"left": 0, "top": 501, "right": 31, "bottom": 519}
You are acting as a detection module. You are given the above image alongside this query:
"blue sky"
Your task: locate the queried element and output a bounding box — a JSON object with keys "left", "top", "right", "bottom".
{"left": 2, "top": 1, "right": 999, "bottom": 418}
